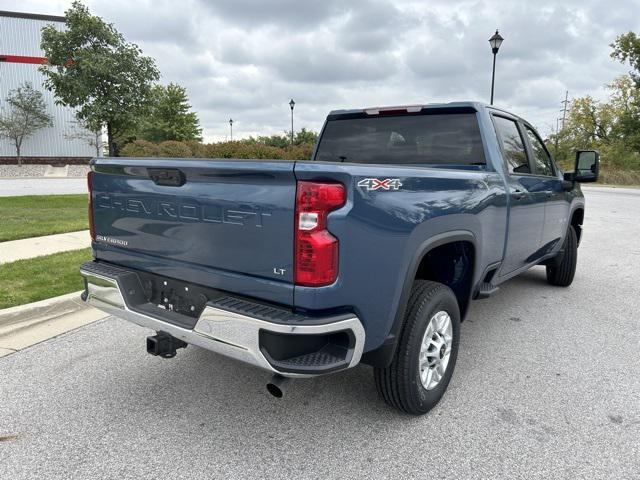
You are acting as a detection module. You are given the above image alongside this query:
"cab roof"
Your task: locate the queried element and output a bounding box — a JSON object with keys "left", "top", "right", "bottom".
{"left": 327, "top": 101, "right": 524, "bottom": 123}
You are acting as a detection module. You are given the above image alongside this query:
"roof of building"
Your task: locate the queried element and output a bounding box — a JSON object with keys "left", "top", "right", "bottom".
{"left": 0, "top": 10, "right": 65, "bottom": 23}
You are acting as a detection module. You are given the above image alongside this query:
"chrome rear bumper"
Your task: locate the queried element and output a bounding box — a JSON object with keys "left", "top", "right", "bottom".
{"left": 80, "top": 263, "right": 365, "bottom": 378}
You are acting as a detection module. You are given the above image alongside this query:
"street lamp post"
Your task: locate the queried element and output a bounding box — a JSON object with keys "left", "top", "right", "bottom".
{"left": 289, "top": 99, "right": 295, "bottom": 146}
{"left": 489, "top": 29, "right": 504, "bottom": 105}
{"left": 229, "top": 118, "right": 233, "bottom": 141}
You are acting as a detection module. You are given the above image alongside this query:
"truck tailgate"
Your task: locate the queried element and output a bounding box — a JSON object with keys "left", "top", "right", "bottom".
{"left": 91, "top": 158, "right": 296, "bottom": 304}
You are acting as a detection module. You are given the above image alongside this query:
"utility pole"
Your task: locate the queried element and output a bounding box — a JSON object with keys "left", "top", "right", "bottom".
{"left": 560, "top": 90, "right": 569, "bottom": 130}
{"left": 229, "top": 118, "right": 233, "bottom": 141}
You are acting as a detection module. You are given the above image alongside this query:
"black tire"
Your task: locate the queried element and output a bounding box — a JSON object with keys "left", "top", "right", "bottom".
{"left": 546, "top": 225, "right": 577, "bottom": 287}
{"left": 374, "top": 280, "right": 460, "bottom": 415}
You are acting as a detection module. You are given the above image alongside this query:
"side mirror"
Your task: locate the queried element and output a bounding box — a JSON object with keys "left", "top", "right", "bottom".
{"left": 572, "top": 150, "right": 599, "bottom": 183}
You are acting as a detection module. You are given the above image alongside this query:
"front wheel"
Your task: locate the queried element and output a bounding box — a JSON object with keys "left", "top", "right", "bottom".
{"left": 546, "top": 225, "right": 577, "bottom": 287}
{"left": 374, "top": 280, "right": 460, "bottom": 415}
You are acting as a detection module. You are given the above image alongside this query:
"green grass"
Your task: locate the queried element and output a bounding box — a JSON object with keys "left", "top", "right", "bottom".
{"left": 0, "top": 249, "right": 92, "bottom": 309}
{"left": 0, "top": 195, "right": 88, "bottom": 242}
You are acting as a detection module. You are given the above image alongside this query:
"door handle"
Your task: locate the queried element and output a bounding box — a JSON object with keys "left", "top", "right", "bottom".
{"left": 511, "top": 188, "right": 525, "bottom": 200}
{"left": 545, "top": 190, "right": 555, "bottom": 198}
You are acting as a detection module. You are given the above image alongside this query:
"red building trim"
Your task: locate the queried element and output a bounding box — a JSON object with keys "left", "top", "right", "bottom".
{"left": 0, "top": 54, "right": 48, "bottom": 64}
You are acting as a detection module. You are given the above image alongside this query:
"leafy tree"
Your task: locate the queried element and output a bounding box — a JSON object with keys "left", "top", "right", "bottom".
{"left": 65, "top": 117, "right": 103, "bottom": 157}
{"left": 547, "top": 75, "right": 640, "bottom": 171}
{"left": 567, "top": 95, "right": 615, "bottom": 146}
{"left": 249, "top": 133, "right": 290, "bottom": 149}
{"left": 39, "top": 1, "right": 159, "bottom": 156}
{"left": 0, "top": 82, "right": 53, "bottom": 165}
{"left": 292, "top": 127, "right": 319, "bottom": 145}
{"left": 611, "top": 32, "right": 640, "bottom": 86}
{"left": 609, "top": 34, "right": 640, "bottom": 158}
{"left": 137, "top": 83, "right": 202, "bottom": 142}
{"left": 608, "top": 75, "right": 640, "bottom": 153}
{"left": 544, "top": 33, "right": 640, "bottom": 181}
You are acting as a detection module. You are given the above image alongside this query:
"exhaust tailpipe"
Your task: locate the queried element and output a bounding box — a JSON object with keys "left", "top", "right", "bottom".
{"left": 266, "top": 374, "right": 290, "bottom": 398}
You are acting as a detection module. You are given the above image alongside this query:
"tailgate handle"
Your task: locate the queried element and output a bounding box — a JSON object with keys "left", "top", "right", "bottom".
{"left": 147, "top": 168, "right": 186, "bottom": 187}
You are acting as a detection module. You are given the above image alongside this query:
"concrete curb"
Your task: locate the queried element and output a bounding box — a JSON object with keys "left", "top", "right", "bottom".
{"left": 0, "top": 291, "right": 109, "bottom": 358}
{"left": 0, "top": 291, "right": 86, "bottom": 336}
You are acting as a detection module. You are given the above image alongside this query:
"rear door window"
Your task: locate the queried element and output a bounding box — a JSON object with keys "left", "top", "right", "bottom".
{"left": 314, "top": 113, "right": 486, "bottom": 166}
{"left": 493, "top": 116, "right": 530, "bottom": 174}
{"left": 525, "top": 127, "right": 555, "bottom": 176}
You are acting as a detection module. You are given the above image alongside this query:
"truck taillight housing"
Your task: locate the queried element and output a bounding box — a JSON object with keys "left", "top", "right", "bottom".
{"left": 294, "top": 181, "right": 345, "bottom": 286}
{"left": 87, "top": 171, "right": 96, "bottom": 241}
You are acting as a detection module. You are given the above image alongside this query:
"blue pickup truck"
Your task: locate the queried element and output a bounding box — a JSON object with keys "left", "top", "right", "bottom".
{"left": 80, "top": 102, "right": 599, "bottom": 414}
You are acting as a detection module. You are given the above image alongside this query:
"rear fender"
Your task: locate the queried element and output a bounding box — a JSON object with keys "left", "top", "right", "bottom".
{"left": 361, "top": 230, "right": 477, "bottom": 367}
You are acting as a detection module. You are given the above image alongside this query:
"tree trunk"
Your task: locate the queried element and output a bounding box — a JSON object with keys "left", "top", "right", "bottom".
{"left": 16, "top": 143, "right": 21, "bottom": 166}
{"left": 107, "top": 122, "right": 115, "bottom": 157}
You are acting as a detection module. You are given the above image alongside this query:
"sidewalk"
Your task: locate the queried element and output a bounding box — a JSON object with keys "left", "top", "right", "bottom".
{"left": 0, "top": 230, "right": 90, "bottom": 263}
{"left": 0, "top": 178, "right": 88, "bottom": 196}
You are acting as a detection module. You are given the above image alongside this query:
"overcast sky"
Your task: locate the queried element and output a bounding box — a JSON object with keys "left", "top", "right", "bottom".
{"left": 3, "top": 0, "right": 640, "bottom": 141}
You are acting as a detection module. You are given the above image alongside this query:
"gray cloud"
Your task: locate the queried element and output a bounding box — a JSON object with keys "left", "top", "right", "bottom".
{"left": 95, "top": 0, "right": 201, "bottom": 46}
{"left": 202, "top": 0, "right": 353, "bottom": 29}
{"left": 336, "top": 2, "right": 416, "bottom": 53}
{"left": 4, "top": 0, "right": 640, "bottom": 140}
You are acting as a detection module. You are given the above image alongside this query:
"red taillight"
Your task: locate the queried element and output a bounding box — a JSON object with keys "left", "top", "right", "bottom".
{"left": 295, "top": 181, "right": 345, "bottom": 286}
{"left": 87, "top": 171, "right": 96, "bottom": 241}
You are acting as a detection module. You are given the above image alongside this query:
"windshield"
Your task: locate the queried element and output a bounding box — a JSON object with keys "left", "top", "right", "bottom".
{"left": 315, "top": 112, "right": 485, "bottom": 166}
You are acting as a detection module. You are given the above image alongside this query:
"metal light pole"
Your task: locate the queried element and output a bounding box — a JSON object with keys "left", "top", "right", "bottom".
{"left": 489, "top": 30, "right": 504, "bottom": 105}
{"left": 289, "top": 99, "right": 295, "bottom": 146}
{"left": 229, "top": 118, "right": 233, "bottom": 141}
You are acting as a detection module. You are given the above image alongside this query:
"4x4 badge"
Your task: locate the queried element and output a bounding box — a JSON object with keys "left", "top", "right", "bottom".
{"left": 357, "top": 178, "right": 403, "bottom": 191}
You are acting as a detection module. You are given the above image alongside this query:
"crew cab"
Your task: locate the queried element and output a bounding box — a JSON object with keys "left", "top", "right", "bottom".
{"left": 80, "top": 102, "right": 599, "bottom": 414}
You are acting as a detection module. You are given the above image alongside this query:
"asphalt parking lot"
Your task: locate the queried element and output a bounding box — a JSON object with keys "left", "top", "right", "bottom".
{"left": 1, "top": 186, "right": 638, "bottom": 479}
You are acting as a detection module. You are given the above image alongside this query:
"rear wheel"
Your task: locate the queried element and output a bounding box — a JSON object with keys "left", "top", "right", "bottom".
{"left": 374, "top": 280, "right": 460, "bottom": 415}
{"left": 546, "top": 226, "right": 577, "bottom": 286}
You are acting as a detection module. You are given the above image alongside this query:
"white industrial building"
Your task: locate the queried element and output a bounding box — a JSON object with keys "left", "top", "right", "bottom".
{"left": 0, "top": 10, "right": 98, "bottom": 163}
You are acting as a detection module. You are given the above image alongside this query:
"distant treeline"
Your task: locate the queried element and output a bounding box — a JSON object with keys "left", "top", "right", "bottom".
{"left": 546, "top": 32, "right": 640, "bottom": 185}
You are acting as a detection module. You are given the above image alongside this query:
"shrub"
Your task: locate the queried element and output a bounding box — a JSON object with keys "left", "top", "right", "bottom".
{"left": 283, "top": 144, "right": 314, "bottom": 160}
{"left": 202, "top": 141, "right": 286, "bottom": 159}
{"left": 157, "top": 140, "right": 193, "bottom": 157}
{"left": 598, "top": 142, "right": 640, "bottom": 171}
{"left": 120, "top": 139, "right": 160, "bottom": 157}
{"left": 598, "top": 166, "right": 640, "bottom": 185}
{"left": 184, "top": 140, "right": 206, "bottom": 157}
{"left": 118, "top": 139, "right": 317, "bottom": 161}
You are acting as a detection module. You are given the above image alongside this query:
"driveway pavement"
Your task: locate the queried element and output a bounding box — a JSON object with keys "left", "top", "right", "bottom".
{"left": 0, "top": 178, "right": 87, "bottom": 196}
{"left": 0, "top": 186, "right": 638, "bottom": 479}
